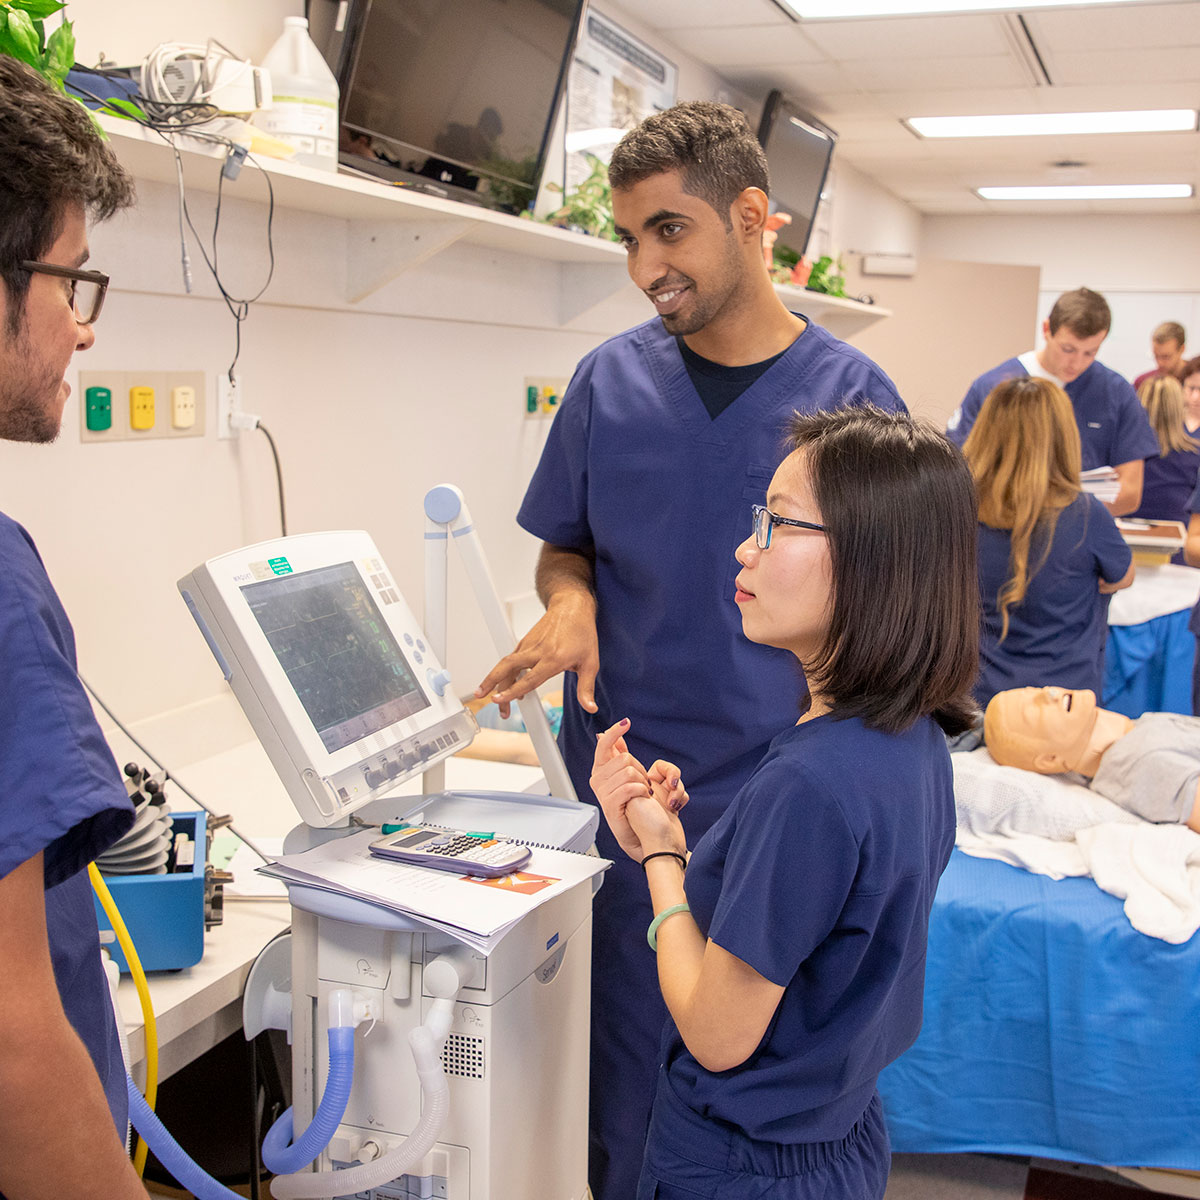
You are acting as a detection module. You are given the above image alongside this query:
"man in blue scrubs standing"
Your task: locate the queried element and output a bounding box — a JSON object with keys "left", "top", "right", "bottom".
{"left": 476, "top": 101, "right": 904, "bottom": 1200}
{"left": 0, "top": 57, "right": 147, "bottom": 1199}
{"left": 946, "top": 287, "right": 1158, "bottom": 516}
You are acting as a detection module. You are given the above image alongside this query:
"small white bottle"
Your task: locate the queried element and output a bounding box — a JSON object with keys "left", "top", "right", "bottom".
{"left": 255, "top": 16, "right": 340, "bottom": 173}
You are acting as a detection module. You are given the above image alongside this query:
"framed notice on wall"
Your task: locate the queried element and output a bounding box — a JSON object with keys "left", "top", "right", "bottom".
{"left": 565, "top": 7, "right": 677, "bottom": 193}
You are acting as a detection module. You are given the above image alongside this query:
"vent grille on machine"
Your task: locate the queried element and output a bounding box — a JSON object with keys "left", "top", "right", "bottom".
{"left": 442, "top": 1032, "right": 486, "bottom": 1079}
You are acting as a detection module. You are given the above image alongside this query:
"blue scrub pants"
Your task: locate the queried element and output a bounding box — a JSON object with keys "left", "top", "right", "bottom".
{"left": 637, "top": 1076, "right": 890, "bottom": 1200}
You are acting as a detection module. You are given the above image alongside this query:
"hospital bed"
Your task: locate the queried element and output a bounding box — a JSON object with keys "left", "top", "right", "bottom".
{"left": 878, "top": 751, "right": 1200, "bottom": 1173}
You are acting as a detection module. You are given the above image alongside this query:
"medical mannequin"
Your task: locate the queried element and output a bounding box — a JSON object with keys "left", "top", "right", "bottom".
{"left": 984, "top": 686, "right": 1200, "bottom": 832}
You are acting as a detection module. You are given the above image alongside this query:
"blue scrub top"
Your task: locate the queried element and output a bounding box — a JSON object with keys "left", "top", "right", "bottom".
{"left": 975, "top": 493, "right": 1131, "bottom": 705}
{"left": 946, "top": 357, "right": 1159, "bottom": 472}
{"left": 518, "top": 314, "right": 905, "bottom": 823}
{"left": 667, "top": 713, "right": 955, "bottom": 1144}
{"left": 1131, "top": 445, "right": 1200, "bottom": 524}
{"left": 0, "top": 514, "right": 134, "bottom": 1140}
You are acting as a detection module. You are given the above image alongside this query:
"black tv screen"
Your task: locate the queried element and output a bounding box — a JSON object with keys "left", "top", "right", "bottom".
{"left": 308, "top": 0, "right": 585, "bottom": 215}
{"left": 756, "top": 91, "right": 837, "bottom": 260}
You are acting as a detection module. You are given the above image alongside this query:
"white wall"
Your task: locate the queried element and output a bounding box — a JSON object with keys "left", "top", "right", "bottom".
{"left": 921, "top": 212, "right": 1200, "bottom": 380}
{"left": 16, "top": 0, "right": 906, "bottom": 753}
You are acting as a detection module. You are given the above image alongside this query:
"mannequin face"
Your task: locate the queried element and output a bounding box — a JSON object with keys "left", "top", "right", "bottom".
{"left": 984, "top": 686, "right": 1099, "bottom": 773}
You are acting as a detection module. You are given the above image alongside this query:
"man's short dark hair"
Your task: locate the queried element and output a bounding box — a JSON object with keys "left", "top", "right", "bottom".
{"left": 0, "top": 56, "right": 134, "bottom": 332}
{"left": 1046, "top": 287, "right": 1111, "bottom": 340}
{"left": 608, "top": 101, "right": 769, "bottom": 229}
{"left": 787, "top": 405, "right": 980, "bottom": 736}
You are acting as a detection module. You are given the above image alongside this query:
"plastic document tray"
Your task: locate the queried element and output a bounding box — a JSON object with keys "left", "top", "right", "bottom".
{"left": 93, "top": 810, "right": 208, "bottom": 973}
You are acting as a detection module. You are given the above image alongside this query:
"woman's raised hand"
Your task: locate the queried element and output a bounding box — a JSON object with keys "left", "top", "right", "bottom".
{"left": 590, "top": 720, "right": 688, "bottom": 862}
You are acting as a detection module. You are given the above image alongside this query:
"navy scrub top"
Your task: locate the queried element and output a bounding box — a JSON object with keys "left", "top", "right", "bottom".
{"left": 518, "top": 314, "right": 905, "bottom": 819}
{"left": 946, "top": 357, "right": 1159, "bottom": 472}
{"left": 975, "top": 493, "right": 1131, "bottom": 705}
{"left": 0, "top": 514, "right": 134, "bottom": 1139}
{"left": 666, "top": 712, "right": 956, "bottom": 1144}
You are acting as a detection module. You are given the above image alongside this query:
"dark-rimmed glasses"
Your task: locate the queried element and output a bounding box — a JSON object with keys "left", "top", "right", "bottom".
{"left": 18, "top": 260, "right": 110, "bottom": 325}
{"left": 751, "top": 503, "right": 826, "bottom": 550}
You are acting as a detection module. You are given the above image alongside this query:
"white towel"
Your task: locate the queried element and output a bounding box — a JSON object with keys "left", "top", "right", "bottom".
{"left": 953, "top": 751, "right": 1200, "bottom": 942}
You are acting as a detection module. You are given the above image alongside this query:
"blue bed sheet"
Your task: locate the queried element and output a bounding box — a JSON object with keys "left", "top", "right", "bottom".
{"left": 1104, "top": 609, "right": 1194, "bottom": 718}
{"left": 879, "top": 850, "right": 1200, "bottom": 1168}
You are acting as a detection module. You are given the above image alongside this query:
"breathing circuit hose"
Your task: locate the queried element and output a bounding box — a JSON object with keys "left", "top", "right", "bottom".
{"left": 127, "top": 1074, "right": 245, "bottom": 1200}
{"left": 261, "top": 1024, "right": 356, "bottom": 1174}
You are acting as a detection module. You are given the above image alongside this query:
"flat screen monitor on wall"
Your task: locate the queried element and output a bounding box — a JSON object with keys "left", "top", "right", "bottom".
{"left": 307, "top": 0, "right": 585, "bottom": 215}
{"left": 755, "top": 91, "right": 837, "bottom": 260}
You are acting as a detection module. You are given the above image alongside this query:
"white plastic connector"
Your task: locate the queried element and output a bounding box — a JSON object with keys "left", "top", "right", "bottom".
{"left": 329, "top": 988, "right": 381, "bottom": 1028}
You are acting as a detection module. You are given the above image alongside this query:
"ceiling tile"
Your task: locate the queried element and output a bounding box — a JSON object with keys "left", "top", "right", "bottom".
{"left": 798, "top": 12, "right": 1009, "bottom": 58}
{"left": 625, "top": 0, "right": 789, "bottom": 32}
{"left": 1025, "top": 2, "right": 1200, "bottom": 52}
{"left": 668, "top": 24, "right": 827, "bottom": 67}
{"left": 842, "top": 55, "right": 1030, "bottom": 92}
{"left": 1045, "top": 46, "right": 1200, "bottom": 86}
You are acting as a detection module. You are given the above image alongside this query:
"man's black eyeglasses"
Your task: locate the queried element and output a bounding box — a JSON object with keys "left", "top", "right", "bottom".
{"left": 18, "top": 261, "right": 110, "bottom": 325}
{"left": 751, "top": 503, "right": 827, "bottom": 549}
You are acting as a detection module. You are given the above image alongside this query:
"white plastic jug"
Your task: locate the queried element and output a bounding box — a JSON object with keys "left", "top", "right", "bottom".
{"left": 255, "top": 16, "right": 339, "bottom": 173}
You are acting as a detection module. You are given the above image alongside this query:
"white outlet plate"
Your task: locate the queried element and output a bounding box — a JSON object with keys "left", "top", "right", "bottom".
{"left": 216, "top": 373, "right": 241, "bottom": 440}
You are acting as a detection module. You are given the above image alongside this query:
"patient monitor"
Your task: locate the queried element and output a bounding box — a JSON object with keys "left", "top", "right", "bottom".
{"left": 179, "top": 510, "right": 594, "bottom": 1200}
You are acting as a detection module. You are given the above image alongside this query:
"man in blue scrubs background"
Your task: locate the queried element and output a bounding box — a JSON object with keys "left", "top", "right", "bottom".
{"left": 0, "top": 57, "right": 148, "bottom": 1199}
{"left": 477, "top": 101, "right": 904, "bottom": 1200}
{"left": 946, "top": 287, "right": 1158, "bottom": 516}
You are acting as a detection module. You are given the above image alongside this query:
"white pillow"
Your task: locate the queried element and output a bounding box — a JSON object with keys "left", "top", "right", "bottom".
{"left": 953, "top": 747, "right": 1141, "bottom": 841}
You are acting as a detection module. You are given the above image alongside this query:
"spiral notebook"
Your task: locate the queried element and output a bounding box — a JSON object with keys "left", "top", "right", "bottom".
{"left": 258, "top": 829, "right": 609, "bottom": 954}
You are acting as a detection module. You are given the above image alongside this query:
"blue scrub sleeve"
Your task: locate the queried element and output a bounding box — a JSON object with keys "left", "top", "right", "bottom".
{"left": 1110, "top": 382, "right": 1160, "bottom": 465}
{"left": 945, "top": 377, "right": 989, "bottom": 448}
{"left": 516, "top": 356, "right": 595, "bottom": 550}
{"left": 1085, "top": 495, "right": 1133, "bottom": 583}
{"left": 707, "top": 761, "right": 858, "bottom": 987}
{"left": 0, "top": 530, "right": 132, "bottom": 887}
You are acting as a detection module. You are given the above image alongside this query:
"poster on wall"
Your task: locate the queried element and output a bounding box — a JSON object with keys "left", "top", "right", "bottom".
{"left": 565, "top": 7, "right": 677, "bottom": 194}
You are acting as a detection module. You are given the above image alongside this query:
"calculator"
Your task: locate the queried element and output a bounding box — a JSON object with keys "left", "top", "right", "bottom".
{"left": 369, "top": 825, "right": 532, "bottom": 878}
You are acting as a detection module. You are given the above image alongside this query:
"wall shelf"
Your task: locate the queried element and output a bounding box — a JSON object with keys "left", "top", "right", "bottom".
{"left": 99, "top": 114, "right": 889, "bottom": 333}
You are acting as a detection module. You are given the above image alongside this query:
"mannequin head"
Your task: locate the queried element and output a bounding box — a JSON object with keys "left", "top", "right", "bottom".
{"left": 984, "top": 686, "right": 1131, "bottom": 775}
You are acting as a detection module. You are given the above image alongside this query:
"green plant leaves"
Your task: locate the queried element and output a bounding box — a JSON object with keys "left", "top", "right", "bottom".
{"left": 1, "top": 8, "right": 41, "bottom": 64}
{"left": 7, "top": 0, "right": 67, "bottom": 17}
{"left": 43, "top": 17, "right": 73, "bottom": 84}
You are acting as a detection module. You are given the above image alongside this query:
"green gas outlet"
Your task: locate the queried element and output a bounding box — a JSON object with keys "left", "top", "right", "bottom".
{"left": 84, "top": 385, "right": 112, "bottom": 432}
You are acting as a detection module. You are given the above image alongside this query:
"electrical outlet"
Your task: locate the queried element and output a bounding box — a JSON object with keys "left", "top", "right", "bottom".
{"left": 216, "top": 373, "right": 240, "bottom": 439}
{"left": 171, "top": 384, "right": 197, "bottom": 429}
{"left": 79, "top": 371, "right": 206, "bottom": 441}
{"left": 523, "top": 376, "right": 568, "bottom": 420}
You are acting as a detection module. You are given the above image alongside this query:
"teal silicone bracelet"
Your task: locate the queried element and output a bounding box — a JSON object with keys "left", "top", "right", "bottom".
{"left": 647, "top": 903, "right": 691, "bottom": 951}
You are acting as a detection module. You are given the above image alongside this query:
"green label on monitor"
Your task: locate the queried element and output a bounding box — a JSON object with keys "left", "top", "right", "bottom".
{"left": 267, "top": 557, "right": 293, "bottom": 576}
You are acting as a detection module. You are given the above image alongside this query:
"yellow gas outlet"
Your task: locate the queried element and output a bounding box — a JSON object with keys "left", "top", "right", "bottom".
{"left": 129, "top": 385, "right": 155, "bottom": 431}
{"left": 523, "top": 376, "right": 569, "bottom": 420}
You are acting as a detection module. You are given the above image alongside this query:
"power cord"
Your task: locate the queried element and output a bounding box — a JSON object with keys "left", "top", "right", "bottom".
{"left": 80, "top": 675, "right": 272, "bottom": 866}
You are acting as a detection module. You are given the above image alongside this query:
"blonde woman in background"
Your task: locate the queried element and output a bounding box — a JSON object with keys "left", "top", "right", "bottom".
{"left": 1128, "top": 374, "right": 1199, "bottom": 526}
{"left": 964, "top": 376, "right": 1134, "bottom": 708}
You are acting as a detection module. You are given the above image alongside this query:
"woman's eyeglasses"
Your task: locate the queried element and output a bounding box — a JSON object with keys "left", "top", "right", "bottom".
{"left": 751, "top": 503, "right": 826, "bottom": 550}
{"left": 18, "top": 260, "right": 110, "bottom": 325}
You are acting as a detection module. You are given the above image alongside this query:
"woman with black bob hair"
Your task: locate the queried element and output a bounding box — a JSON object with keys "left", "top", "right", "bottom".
{"left": 590, "top": 405, "right": 978, "bottom": 1199}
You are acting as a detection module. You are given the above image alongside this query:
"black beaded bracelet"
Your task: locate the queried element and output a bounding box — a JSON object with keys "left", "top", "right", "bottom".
{"left": 641, "top": 850, "right": 687, "bottom": 872}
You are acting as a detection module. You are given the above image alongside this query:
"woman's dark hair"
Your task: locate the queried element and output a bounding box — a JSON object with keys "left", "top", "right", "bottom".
{"left": 788, "top": 405, "right": 980, "bottom": 736}
{"left": 0, "top": 56, "right": 134, "bottom": 333}
{"left": 608, "top": 101, "right": 769, "bottom": 229}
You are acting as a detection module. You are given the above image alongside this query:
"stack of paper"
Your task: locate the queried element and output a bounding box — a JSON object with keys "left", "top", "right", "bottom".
{"left": 259, "top": 830, "right": 609, "bottom": 954}
{"left": 1080, "top": 465, "right": 1120, "bottom": 504}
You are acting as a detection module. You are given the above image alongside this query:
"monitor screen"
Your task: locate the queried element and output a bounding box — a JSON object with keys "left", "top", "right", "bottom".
{"left": 241, "top": 562, "right": 429, "bottom": 753}
{"left": 309, "top": 0, "right": 585, "bottom": 213}
{"left": 756, "top": 92, "right": 837, "bottom": 260}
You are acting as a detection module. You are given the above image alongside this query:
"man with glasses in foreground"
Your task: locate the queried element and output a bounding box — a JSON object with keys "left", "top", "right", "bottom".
{"left": 0, "top": 56, "right": 151, "bottom": 1199}
{"left": 476, "top": 100, "right": 904, "bottom": 1200}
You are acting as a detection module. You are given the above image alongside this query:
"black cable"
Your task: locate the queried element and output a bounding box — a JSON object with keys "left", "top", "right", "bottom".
{"left": 255, "top": 422, "right": 288, "bottom": 537}
{"left": 79, "top": 675, "right": 272, "bottom": 865}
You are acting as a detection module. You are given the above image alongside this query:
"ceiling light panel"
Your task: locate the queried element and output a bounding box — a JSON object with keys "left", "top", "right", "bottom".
{"left": 977, "top": 184, "right": 1194, "bottom": 200}
{"left": 782, "top": 0, "right": 1157, "bottom": 17}
{"left": 908, "top": 110, "right": 1198, "bottom": 138}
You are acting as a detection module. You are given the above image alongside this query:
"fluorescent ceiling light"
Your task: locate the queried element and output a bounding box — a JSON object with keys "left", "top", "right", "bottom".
{"left": 977, "top": 184, "right": 1193, "bottom": 201}
{"left": 908, "top": 110, "right": 1197, "bottom": 139}
{"left": 782, "top": 0, "right": 1153, "bottom": 17}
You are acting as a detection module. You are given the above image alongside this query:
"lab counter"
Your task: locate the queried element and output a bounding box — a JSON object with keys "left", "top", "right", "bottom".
{"left": 117, "top": 737, "right": 546, "bottom": 1081}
